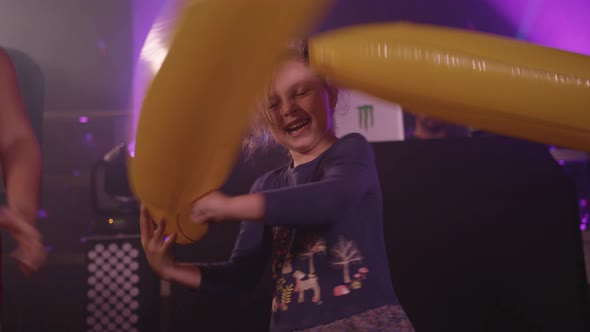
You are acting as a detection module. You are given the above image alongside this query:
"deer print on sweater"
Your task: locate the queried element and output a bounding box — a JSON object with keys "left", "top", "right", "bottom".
{"left": 293, "top": 270, "right": 321, "bottom": 304}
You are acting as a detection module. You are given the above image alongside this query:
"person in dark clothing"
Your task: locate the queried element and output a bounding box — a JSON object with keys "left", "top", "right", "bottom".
{"left": 405, "top": 112, "right": 470, "bottom": 140}
{"left": 140, "top": 43, "right": 414, "bottom": 332}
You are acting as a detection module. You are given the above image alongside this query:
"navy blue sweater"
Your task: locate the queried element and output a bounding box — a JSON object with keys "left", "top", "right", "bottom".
{"left": 199, "top": 133, "right": 399, "bottom": 331}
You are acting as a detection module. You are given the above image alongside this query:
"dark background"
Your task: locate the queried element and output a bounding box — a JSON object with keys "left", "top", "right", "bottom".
{"left": 1, "top": 0, "right": 588, "bottom": 331}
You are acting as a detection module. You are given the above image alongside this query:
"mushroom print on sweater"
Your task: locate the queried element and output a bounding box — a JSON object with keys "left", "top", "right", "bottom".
{"left": 330, "top": 236, "right": 368, "bottom": 295}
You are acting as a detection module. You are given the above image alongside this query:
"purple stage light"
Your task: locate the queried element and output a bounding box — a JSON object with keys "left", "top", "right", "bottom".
{"left": 488, "top": 0, "right": 590, "bottom": 55}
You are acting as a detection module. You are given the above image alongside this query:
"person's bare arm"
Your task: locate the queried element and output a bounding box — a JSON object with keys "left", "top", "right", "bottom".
{"left": 0, "top": 49, "right": 42, "bottom": 225}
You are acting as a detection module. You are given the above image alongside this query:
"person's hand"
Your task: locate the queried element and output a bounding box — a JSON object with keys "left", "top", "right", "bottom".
{"left": 139, "top": 206, "right": 177, "bottom": 280}
{"left": 191, "top": 190, "right": 232, "bottom": 225}
{"left": 0, "top": 207, "right": 46, "bottom": 276}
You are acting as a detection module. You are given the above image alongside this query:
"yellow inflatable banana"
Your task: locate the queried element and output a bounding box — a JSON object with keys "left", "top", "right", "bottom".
{"left": 309, "top": 22, "right": 590, "bottom": 151}
{"left": 129, "top": 0, "right": 333, "bottom": 244}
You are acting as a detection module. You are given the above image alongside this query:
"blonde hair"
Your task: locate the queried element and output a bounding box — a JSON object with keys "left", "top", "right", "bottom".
{"left": 241, "top": 40, "right": 312, "bottom": 159}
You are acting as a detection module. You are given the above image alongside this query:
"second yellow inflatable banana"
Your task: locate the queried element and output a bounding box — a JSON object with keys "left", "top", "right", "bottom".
{"left": 308, "top": 22, "right": 590, "bottom": 151}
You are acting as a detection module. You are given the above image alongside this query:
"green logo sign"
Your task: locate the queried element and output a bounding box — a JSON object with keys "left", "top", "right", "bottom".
{"left": 357, "top": 104, "right": 374, "bottom": 130}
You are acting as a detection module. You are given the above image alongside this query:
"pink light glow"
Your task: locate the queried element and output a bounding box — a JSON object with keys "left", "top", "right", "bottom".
{"left": 128, "top": 0, "right": 178, "bottom": 156}
{"left": 488, "top": 0, "right": 590, "bottom": 55}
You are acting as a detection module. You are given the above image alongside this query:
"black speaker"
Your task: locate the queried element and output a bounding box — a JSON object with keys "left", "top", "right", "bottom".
{"left": 83, "top": 235, "right": 159, "bottom": 332}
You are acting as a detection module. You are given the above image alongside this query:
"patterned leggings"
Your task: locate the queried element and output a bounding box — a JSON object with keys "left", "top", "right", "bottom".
{"left": 294, "top": 305, "right": 415, "bottom": 332}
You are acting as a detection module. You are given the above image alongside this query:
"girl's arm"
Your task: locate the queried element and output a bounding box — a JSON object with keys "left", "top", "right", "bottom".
{"left": 143, "top": 178, "right": 272, "bottom": 293}
{"left": 161, "top": 221, "right": 271, "bottom": 293}
{"left": 193, "top": 134, "right": 375, "bottom": 226}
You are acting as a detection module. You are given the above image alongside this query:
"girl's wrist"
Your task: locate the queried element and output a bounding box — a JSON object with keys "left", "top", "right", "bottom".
{"left": 226, "top": 193, "right": 265, "bottom": 221}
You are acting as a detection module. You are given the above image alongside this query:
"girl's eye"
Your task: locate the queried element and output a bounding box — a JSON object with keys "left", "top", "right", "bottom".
{"left": 268, "top": 102, "right": 278, "bottom": 110}
{"left": 295, "top": 90, "right": 309, "bottom": 97}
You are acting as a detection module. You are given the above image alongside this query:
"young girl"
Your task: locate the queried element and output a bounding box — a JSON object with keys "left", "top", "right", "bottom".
{"left": 140, "top": 42, "right": 414, "bottom": 332}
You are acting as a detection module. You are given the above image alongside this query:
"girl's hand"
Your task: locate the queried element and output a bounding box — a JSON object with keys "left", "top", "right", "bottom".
{"left": 139, "top": 206, "right": 177, "bottom": 280}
